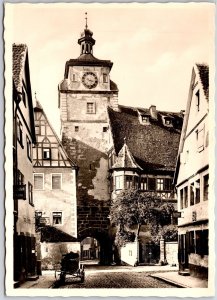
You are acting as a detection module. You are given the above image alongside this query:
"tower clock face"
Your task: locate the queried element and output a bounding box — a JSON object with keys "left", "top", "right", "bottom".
{"left": 82, "top": 72, "right": 98, "bottom": 89}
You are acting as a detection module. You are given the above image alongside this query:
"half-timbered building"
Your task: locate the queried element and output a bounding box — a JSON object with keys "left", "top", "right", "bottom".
{"left": 33, "top": 101, "right": 79, "bottom": 269}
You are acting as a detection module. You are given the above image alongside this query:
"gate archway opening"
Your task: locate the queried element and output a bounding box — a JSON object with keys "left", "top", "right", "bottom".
{"left": 78, "top": 228, "right": 112, "bottom": 265}
{"left": 80, "top": 237, "right": 100, "bottom": 264}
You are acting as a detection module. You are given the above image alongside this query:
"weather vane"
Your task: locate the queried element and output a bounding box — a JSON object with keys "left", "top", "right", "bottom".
{"left": 85, "top": 12, "right": 88, "bottom": 29}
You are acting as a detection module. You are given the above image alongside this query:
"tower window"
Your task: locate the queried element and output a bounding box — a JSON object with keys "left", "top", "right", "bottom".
{"left": 72, "top": 74, "right": 77, "bottom": 82}
{"left": 103, "top": 127, "right": 108, "bottom": 132}
{"left": 75, "top": 126, "right": 79, "bottom": 132}
{"left": 87, "top": 102, "right": 95, "bottom": 114}
{"left": 103, "top": 74, "right": 108, "bottom": 83}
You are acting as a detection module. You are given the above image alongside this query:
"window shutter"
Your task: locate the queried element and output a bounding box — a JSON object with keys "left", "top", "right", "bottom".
{"left": 34, "top": 174, "right": 43, "bottom": 190}
{"left": 52, "top": 175, "right": 61, "bottom": 189}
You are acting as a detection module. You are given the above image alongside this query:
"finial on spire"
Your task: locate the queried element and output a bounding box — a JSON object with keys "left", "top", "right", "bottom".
{"left": 85, "top": 12, "right": 88, "bottom": 29}
{"left": 124, "top": 137, "right": 126, "bottom": 144}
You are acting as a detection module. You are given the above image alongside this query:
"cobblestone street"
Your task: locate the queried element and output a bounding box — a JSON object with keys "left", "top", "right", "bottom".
{"left": 53, "top": 268, "right": 176, "bottom": 289}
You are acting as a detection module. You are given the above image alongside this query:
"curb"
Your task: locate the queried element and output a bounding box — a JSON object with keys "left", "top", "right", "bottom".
{"left": 150, "top": 274, "right": 188, "bottom": 288}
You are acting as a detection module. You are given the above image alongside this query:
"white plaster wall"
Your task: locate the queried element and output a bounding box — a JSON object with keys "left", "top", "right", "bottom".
{"left": 120, "top": 241, "right": 138, "bottom": 266}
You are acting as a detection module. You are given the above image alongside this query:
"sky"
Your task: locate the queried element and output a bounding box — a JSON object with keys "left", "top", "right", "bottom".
{"left": 6, "top": 2, "right": 215, "bottom": 135}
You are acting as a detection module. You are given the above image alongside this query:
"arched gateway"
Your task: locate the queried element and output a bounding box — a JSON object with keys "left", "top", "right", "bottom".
{"left": 59, "top": 17, "right": 119, "bottom": 266}
{"left": 78, "top": 227, "right": 112, "bottom": 265}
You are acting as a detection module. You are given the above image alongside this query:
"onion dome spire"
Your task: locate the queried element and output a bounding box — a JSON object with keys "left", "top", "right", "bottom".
{"left": 78, "top": 12, "right": 95, "bottom": 55}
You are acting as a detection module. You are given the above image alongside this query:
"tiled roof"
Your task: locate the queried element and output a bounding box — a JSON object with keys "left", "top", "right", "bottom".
{"left": 13, "top": 44, "right": 27, "bottom": 93}
{"left": 112, "top": 140, "right": 142, "bottom": 170}
{"left": 64, "top": 54, "right": 113, "bottom": 78}
{"left": 110, "top": 80, "right": 118, "bottom": 91}
{"left": 108, "top": 105, "right": 183, "bottom": 173}
{"left": 40, "top": 226, "right": 77, "bottom": 243}
{"left": 196, "top": 64, "right": 209, "bottom": 100}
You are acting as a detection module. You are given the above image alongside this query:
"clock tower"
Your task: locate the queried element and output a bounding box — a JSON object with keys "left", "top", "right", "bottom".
{"left": 58, "top": 17, "right": 118, "bottom": 263}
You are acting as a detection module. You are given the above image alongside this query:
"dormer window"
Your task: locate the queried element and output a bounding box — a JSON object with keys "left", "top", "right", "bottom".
{"left": 163, "top": 117, "right": 173, "bottom": 127}
{"left": 140, "top": 114, "right": 150, "bottom": 125}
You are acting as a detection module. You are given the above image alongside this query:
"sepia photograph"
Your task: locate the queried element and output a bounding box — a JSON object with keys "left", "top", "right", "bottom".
{"left": 4, "top": 2, "right": 215, "bottom": 297}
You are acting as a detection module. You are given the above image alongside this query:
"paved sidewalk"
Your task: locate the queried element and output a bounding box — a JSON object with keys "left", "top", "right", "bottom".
{"left": 18, "top": 271, "right": 56, "bottom": 289}
{"left": 151, "top": 272, "right": 208, "bottom": 288}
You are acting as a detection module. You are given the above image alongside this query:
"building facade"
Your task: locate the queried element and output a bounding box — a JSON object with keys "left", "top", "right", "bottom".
{"left": 59, "top": 21, "right": 183, "bottom": 265}
{"left": 33, "top": 101, "right": 79, "bottom": 269}
{"left": 108, "top": 105, "right": 183, "bottom": 264}
{"left": 59, "top": 22, "right": 119, "bottom": 264}
{"left": 13, "top": 44, "right": 37, "bottom": 282}
{"left": 174, "top": 64, "right": 209, "bottom": 279}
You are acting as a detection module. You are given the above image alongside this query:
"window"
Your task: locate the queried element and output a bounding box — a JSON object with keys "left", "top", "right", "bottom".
{"left": 87, "top": 102, "right": 95, "bottom": 114}
{"left": 75, "top": 126, "right": 79, "bottom": 132}
{"left": 22, "top": 87, "right": 26, "bottom": 106}
{"left": 52, "top": 174, "right": 62, "bottom": 190}
{"left": 196, "top": 90, "right": 200, "bottom": 111}
{"left": 188, "top": 231, "right": 195, "bottom": 254}
{"left": 35, "top": 125, "right": 40, "bottom": 135}
{"left": 190, "top": 183, "right": 194, "bottom": 206}
{"left": 72, "top": 73, "right": 77, "bottom": 82}
{"left": 129, "top": 250, "right": 132, "bottom": 256}
{"left": 34, "top": 174, "right": 44, "bottom": 190}
{"left": 115, "top": 176, "right": 122, "bottom": 190}
{"left": 126, "top": 176, "right": 133, "bottom": 189}
{"left": 165, "top": 119, "right": 171, "bottom": 125}
{"left": 180, "top": 189, "right": 184, "bottom": 209}
{"left": 164, "top": 178, "right": 172, "bottom": 191}
{"left": 157, "top": 178, "right": 164, "bottom": 191}
{"left": 140, "top": 177, "right": 147, "bottom": 190}
{"left": 203, "top": 174, "right": 209, "bottom": 201}
{"left": 53, "top": 212, "right": 62, "bottom": 225}
{"left": 103, "top": 74, "right": 108, "bottom": 83}
{"left": 148, "top": 178, "right": 156, "bottom": 191}
{"left": 43, "top": 148, "right": 51, "bottom": 160}
{"left": 195, "top": 179, "right": 200, "bottom": 204}
{"left": 17, "top": 169, "right": 24, "bottom": 185}
{"left": 141, "top": 115, "right": 149, "bottom": 124}
{"left": 26, "top": 135, "right": 32, "bottom": 161}
{"left": 17, "top": 116, "right": 23, "bottom": 146}
{"left": 196, "top": 126, "right": 204, "bottom": 152}
{"left": 184, "top": 186, "right": 188, "bottom": 208}
{"left": 28, "top": 182, "right": 33, "bottom": 205}
{"left": 103, "top": 127, "right": 108, "bottom": 132}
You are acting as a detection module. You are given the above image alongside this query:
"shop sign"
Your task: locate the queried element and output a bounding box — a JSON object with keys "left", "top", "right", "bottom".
{"left": 14, "top": 184, "right": 26, "bottom": 200}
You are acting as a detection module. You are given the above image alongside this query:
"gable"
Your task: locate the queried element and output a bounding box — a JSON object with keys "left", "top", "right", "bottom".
{"left": 33, "top": 101, "right": 77, "bottom": 168}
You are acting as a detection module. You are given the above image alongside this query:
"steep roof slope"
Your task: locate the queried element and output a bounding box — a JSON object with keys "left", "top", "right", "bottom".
{"left": 108, "top": 105, "right": 183, "bottom": 173}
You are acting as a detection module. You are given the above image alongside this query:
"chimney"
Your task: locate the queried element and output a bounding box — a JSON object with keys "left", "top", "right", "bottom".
{"left": 149, "top": 105, "right": 157, "bottom": 119}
